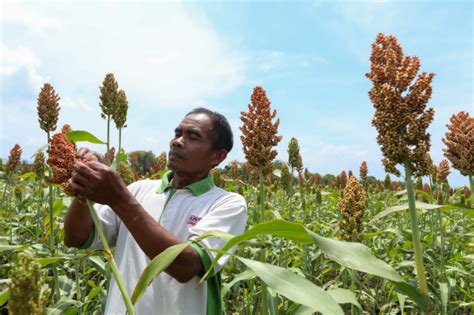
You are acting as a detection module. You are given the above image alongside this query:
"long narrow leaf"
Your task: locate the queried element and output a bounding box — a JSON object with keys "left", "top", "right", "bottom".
{"left": 66, "top": 131, "right": 106, "bottom": 144}
{"left": 370, "top": 202, "right": 444, "bottom": 222}
{"left": 237, "top": 257, "right": 343, "bottom": 315}
{"left": 197, "top": 220, "right": 313, "bottom": 281}
{"left": 308, "top": 231, "right": 403, "bottom": 282}
{"left": 131, "top": 242, "right": 190, "bottom": 305}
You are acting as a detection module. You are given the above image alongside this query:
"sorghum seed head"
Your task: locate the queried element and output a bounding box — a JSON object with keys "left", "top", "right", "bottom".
{"left": 288, "top": 137, "right": 303, "bottom": 172}
{"left": 437, "top": 159, "right": 450, "bottom": 184}
{"left": 240, "top": 86, "right": 282, "bottom": 175}
{"left": 6, "top": 144, "right": 22, "bottom": 174}
{"left": 442, "top": 111, "right": 473, "bottom": 177}
{"left": 366, "top": 33, "right": 435, "bottom": 177}
{"left": 338, "top": 176, "right": 366, "bottom": 242}
{"left": 99, "top": 73, "right": 119, "bottom": 119}
{"left": 112, "top": 89, "right": 128, "bottom": 129}
{"left": 47, "top": 132, "right": 77, "bottom": 196}
{"left": 37, "top": 83, "right": 60, "bottom": 133}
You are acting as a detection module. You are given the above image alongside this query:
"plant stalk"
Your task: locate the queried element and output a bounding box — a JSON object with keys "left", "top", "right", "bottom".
{"left": 85, "top": 200, "right": 135, "bottom": 314}
{"left": 404, "top": 162, "right": 429, "bottom": 300}
{"left": 47, "top": 131, "right": 60, "bottom": 302}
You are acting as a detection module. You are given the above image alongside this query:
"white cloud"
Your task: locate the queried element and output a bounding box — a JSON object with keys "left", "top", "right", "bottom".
{"left": 1, "top": 2, "right": 62, "bottom": 32}
{"left": 1, "top": 2, "right": 246, "bottom": 109}
{"left": 61, "top": 97, "right": 95, "bottom": 112}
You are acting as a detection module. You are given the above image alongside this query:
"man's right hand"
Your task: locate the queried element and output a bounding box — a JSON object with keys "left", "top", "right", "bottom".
{"left": 76, "top": 147, "right": 106, "bottom": 164}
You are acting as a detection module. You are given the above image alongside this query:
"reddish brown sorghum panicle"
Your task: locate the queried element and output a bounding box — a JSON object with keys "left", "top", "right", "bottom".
{"left": 360, "top": 161, "right": 368, "bottom": 182}
{"left": 312, "top": 173, "right": 321, "bottom": 186}
{"left": 99, "top": 73, "right": 119, "bottom": 120}
{"left": 6, "top": 144, "right": 22, "bottom": 174}
{"left": 340, "top": 170, "right": 348, "bottom": 189}
{"left": 112, "top": 89, "right": 128, "bottom": 129}
{"left": 47, "top": 132, "right": 77, "bottom": 196}
{"left": 437, "top": 159, "right": 450, "bottom": 184}
{"left": 288, "top": 137, "right": 303, "bottom": 172}
{"left": 463, "top": 186, "right": 471, "bottom": 199}
{"left": 366, "top": 33, "right": 435, "bottom": 177}
{"left": 442, "top": 111, "right": 473, "bottom": 177}
{"left": 151, "top": 152, "right": 167, "bottom": 175}
{"left": 240, "top": 86, "right": 282, "bottom": 175}
{"left": 339, "top": 176, "right": 367, "bottom": 242}
{"left": 61, "top": 124, "right": 72, "bottom": 134}
{"left": 37, "top": 83, "right": 60, "bottom": 133}
{"left": 423, "top": 183, "right": 431, "bottom": 195}
{"left": 105, "top": 147, "right": 116, "bottom": 164}
{"left": 304, "top": 168, "right": 310, "bottom": 180}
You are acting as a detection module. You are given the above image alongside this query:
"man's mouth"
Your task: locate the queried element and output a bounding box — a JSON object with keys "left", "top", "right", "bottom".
{"left": 169, "top": 151, "right": 184, "bottom": 160}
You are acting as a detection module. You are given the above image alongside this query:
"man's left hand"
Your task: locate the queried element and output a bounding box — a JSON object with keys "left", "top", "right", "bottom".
{"left": 70, "top": 161, "right": 129, "bottom": 207}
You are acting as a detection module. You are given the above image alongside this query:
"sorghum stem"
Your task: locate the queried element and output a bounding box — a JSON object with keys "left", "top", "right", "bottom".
{"left": 85, "top": 200, "right": 135, "bottom": 315}
{"left": 404, "top": 162, "right": 429, "bottom": 299}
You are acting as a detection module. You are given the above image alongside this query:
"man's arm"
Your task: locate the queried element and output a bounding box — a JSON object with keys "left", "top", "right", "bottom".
{"left": 64, "top": 198, "right": 93, "bottom": 247}
{"left": 70, "top": 161, "right": 203, "bottom": 283}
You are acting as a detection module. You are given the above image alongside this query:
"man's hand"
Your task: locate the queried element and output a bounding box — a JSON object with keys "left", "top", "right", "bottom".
{"left": 76, "top": 147, "right": 106, "bottom": 164}
{"left": 69, "top": 161, "right": 129, "bottom": 207}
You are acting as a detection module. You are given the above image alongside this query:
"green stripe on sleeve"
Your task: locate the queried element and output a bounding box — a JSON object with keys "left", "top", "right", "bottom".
{"left": 190, "top": 242, "right": 222, "bottom": 315}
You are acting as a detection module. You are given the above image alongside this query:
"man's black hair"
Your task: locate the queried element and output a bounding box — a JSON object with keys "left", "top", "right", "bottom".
{"left": 186, "top": 107, "right": 233, "bottom": 153}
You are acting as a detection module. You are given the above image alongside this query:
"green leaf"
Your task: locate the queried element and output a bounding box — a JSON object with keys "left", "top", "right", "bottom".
{"left": 53, "top": 198, "right": 67, "bottom": 217}
{"left": 31, "top": 144, "right": 48, "bottom": 159}
{"left": 18, "top": 172, "right": 36, "bottom": 179}
{"left": 198, "top": 220, "right": 313, "bottom": 281}
{"left": 308, "top": 231, "right": 403, "bottom": 282}
{"left": 237, "top": 257, "right": 343, "bottom": 315}
{"left": 0, "top": 244, "right": 30, "bottom": 254}
{"left": 440, "top": 282, "right": 448, "bottom": 314}
{"left": 392, "top": 281, "right": 429, "bottom": 311}
{"left": 131, "top": 242, "right": 190, "bottom": 305}
{"left": 370, "top": 202, "right": 444, "bottom": 222}
{"left": 66, "top": 131, "right": 106, "bottom": 144}
{"left": 327, "top": 288, "right": 362, "bottom": 309}
{"left": 0, "top": 288, "right": 8, "bottom": 306}
{"left": 222, "top": 269, "right": 256, "bottom": 298}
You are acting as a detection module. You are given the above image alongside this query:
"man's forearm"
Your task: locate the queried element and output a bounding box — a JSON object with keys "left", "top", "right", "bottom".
{"left": 111, "top": 194, "right": 203, "bottom": 283}
{"left": 64, "top": 198, "right": 94, "bottom": 248}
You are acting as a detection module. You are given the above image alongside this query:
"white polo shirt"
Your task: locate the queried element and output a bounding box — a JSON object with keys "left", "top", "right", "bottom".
{"left": 82, "top": 172, "right": 248, "bottom": 315}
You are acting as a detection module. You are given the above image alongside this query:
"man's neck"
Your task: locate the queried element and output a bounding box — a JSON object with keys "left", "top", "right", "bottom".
{"left": 170, "top": 170, "right": 210, "bottom": 189}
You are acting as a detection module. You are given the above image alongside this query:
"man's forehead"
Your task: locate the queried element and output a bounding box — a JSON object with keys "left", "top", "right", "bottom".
{"left": 177, "top": 113, "right": 212, "bottom": 131}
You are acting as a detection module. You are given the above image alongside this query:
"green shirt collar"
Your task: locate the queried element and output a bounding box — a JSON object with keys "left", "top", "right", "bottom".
{"left": 156, "top": 171, "right": 215, "bottom": 196}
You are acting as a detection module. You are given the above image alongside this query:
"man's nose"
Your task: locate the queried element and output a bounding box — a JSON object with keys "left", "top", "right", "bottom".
{"left": 171, "top": 136, "right": 184, "bottom": 147}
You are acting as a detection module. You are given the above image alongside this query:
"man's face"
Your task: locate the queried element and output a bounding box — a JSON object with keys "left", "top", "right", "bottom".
{"left": 168, "top": 113, "right": 223, "bottom": 175}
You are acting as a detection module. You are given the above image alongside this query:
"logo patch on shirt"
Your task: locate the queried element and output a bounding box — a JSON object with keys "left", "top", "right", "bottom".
{"left": 186, "top": 215, "right": 202, "bottom": 226}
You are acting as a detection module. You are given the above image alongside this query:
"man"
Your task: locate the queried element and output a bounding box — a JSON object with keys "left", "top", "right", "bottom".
{"left": 64, "top": 108, "right": 248, "bottom": 314}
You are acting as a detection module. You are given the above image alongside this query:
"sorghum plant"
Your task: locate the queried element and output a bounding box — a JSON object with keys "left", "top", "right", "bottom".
{"left": 338, "top": 176, "right": 366, "bottom": 242}
{"left": 240, "top": 86, "right": 282, "bottom": 220}
{"left": 112, "top": 89, "right": 129, "bottom": 171}
{"left": 47, "top": 130, "right": 135, "bottom": 314}
{"left": 8, "top": 252, "right": 49, "bottom": 315}
{"left": 6, "top": 144, "right": 22, "bottom": 175}
{"left": 437, "top": 159, "right": 450, "bottom": 185}
{"left": 37, "top": 83, "right": 61, "bottom": 300}
{"left": 360, "top": 161, "right": 368, "bottom": 187}
{"left": 287, "top": 137, "right": 303, "bottom": 221}
{"left": 366, "top": 33, "right": 435, "bottom": 298}
{"left": 99, "top": 73, "right": 119, "bottom": 162}
{"left": 442, "top": 111, "right": 473, "bottom": 192}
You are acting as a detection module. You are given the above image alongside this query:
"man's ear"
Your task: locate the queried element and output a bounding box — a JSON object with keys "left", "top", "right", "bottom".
{"left": 212, "top": 149, "right": 228, "bottom": 167}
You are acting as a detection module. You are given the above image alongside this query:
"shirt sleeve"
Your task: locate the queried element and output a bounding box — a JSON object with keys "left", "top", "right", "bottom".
{"left": 83, "top": 202, "right": 121, "bottom": 250}
{"left": 188, "top": 193, "right": 248, "bottom": 275}
{"left": 81, "top": 180, "right": 148, "bottom": 250}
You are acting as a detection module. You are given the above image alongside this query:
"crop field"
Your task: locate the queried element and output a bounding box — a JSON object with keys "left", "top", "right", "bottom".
{"left": 1, "top": 33, "right": 473, "bottom": 315}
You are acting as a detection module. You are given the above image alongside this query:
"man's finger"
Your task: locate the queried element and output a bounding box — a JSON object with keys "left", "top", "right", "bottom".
{"left": 71, "top": 170, "right": 89, "bottom": 187}
{"left": 86, "top": 160, "right": 109, "bottom": 172}
{"left": 69, "top": 179, "right": 86, "bottom": 196}
{"left": 74, "top": 161, "right": 100, "bottom": 178}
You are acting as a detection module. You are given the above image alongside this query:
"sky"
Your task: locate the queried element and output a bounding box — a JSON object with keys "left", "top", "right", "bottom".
{"left": 0, "top": 0, "right": 472, "bottom": 187}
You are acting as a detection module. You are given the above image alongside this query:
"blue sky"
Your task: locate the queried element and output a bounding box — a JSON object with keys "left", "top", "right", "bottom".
{"left": 1, "top": 0, "right": 472, "bottom": 187}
